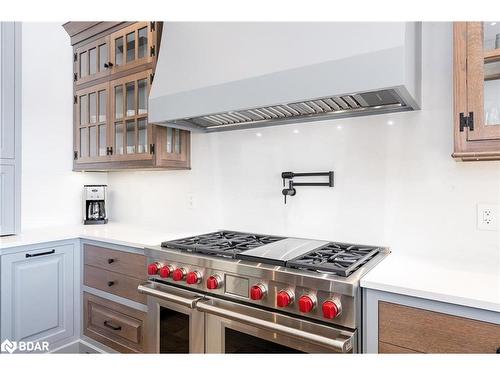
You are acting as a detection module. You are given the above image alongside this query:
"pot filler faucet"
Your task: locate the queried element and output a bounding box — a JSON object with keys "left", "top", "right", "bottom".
{"left": 281, "top": 171, "right": 334, "bottom": 204}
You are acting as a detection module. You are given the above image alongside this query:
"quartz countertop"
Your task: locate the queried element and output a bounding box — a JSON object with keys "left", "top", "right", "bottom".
{"left": 0, "top": 223, "right": 209, "bottom": 252}
{"left": 361, "top": 253, "right": 500, "bottom": 313}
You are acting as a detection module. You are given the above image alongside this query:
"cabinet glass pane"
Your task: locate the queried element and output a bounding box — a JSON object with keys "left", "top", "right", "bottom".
{"left": 166, "top": 128, "right": 173, "bottom": 153}
{"left": 115, "top": 37, "right": 124, "bottom": 65}
{"left": 80, "top": 128, "right": 88, "bottom": 158}
{"left": 174, "top": 129, "right": 181, "bottom": 153}
{"left": 79, "top": 95, "right": 88, "bottom": 125}
{"left": 483, "top": 22, "right": 500, "bottom": 51}
{"left": 98, "top": 90, "right": 107, "bottom": 122}
{"left": 115, "top": 86, "right": 123, "bottom": 120}
{"left": 126, "top": 82, "right": 135, "bottom": 117}
{"left": 138, "top": 27, "right": 148, "bottom": 59}
{"left": 115, "top": 122, "right": 124, "bottom": 155}
{"left": 98, "top": 44, "right": 108, "bottom": 72}
{"left": 80, "top": 51, "right": 88, "bottom": 77}
{"left": 99, "top": 125, "right": 107, "bottom": 156}
{"left": 484, "top": 60, "right": 500, "bottom": 126}
{"left": 138, "top": 118, "right": 147, "bottom": 153}
{"left": 89, "top": 92, "right": 97, "bottom": 124}
{"left": 126, "top": 32, "right": 135, "bottom": 62}
{"left": 89, "top": 126, "right": 97, "bottom": 157}
{"left": 89, "top": 48, "right": 97, "bottom": 75}
{"left": 138, "top": 79, "right": 148, "bottom": 115}
{"left": 126, "top": 120, "right": 136, "bottom": 154}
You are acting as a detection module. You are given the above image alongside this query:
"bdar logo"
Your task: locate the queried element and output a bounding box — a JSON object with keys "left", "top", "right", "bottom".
{"left": 1, "top": 339, "right": 17, "bottom": 354}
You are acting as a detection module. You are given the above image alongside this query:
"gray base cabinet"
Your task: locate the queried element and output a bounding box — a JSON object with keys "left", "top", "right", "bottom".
{"left": 1, "top": 244, "right": 75, "bottom": 350}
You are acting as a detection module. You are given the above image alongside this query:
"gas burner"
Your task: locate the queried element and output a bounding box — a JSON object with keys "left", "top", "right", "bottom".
{"left": 286, "top": 242, "right": 380, "bottom": 277}
{"left": 161, "top": 231, "right": 285, "bottom": 258}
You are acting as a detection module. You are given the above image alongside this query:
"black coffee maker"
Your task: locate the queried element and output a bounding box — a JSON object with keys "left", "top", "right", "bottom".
{"left": 83, "top": 185, "right": 108, "bottom": 225}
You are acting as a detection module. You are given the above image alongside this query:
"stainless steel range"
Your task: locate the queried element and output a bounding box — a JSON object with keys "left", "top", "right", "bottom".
{"left": 138, "top": 231, "right": 389, "bottom": 354}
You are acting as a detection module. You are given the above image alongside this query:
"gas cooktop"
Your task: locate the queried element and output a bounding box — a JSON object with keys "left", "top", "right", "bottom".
{"left": 161, "top": 230, "right": 382, "bottom": 277}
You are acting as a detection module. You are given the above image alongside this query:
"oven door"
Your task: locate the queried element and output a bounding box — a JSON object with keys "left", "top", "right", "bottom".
{"left": 138, "top": 281, "right": 205, "bottom": 353}
{"left": 197, "top": 297, "right": 356, "bottom": 354}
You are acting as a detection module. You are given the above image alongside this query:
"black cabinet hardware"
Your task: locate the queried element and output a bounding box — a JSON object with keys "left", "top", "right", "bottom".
{"left": 459, "top": 112, "right": 474, "bottom": 132}
{"left": 103, "top": 62, "right": 113, "bottom": 68}
{"left": 150, "top": 144, "right": 155, "bottom": 155}
{"left": 107, "top": 281, "right": 115, "bottom": 287}
{"left": 496, "top": 347, "right": 500, "bottom": 354}
{"left": 74, "top": 151, "right": 78, "bottom": 160}
{"left": 26, "top": 249, "right": 55, "bottom": 258}
{"left": 103, "top": 320, "right": 121, "bottom": 331}
{"left": 107, "top": 258, "right": 115, "bottom": 264}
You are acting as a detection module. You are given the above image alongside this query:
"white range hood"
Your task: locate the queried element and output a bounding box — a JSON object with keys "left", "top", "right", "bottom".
{"left": 149, "top": 22, "right": 421, "bottom": 132}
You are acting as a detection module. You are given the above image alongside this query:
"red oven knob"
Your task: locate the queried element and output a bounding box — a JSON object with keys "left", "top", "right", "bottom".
{"left": 277, "top": 290, "right": 294, "bottom": 307}
{"left": 298, "top": 295, "right": 316, "bottom": 313}
{"left": 250, "top": 284, "right": 267, "bottom": 300}
{"left": 186, "top": 271, "right": 202, "bottom": 285}
{"left": 159, "top": 265, "right": 174, "bottom": 278}
{"left": 147, "top": 262, "right": 161, "bottom": 275}
{"left": 206, "top": 275, "right": 222, "bottom": 289}
{"left": 172, "top": 268, "right": 187, "bottom": 281}
{"left": 322, "top": 300, "right": 341, "bottom": 319}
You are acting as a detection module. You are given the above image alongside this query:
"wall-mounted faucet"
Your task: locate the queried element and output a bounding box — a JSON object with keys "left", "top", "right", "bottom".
{"left": 281, "top": 171, "right": 334, "bottom": 204}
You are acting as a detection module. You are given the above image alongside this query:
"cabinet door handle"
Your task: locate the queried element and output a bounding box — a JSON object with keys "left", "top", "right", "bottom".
{"left": 107, "top": 258, "right": 115, "bottom": 264}
{"left": 107, "top": 281, "right": 115, "bottom": 287}
{"left": 103, "top": 62, "right": 113, "bottom": 68}
{"left": 496, "top": 347, "right": 500, "bottom": 354}
{"left": 25, "top": 249, "right": 55, "bottom": 258}
{"left": 103, "top": 320, "right": 121, "bottom": 331}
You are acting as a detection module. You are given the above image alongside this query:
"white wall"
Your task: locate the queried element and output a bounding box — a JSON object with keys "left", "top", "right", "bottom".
{"left": 108, "top": 22, "right": 500, "bottom": 270}
{"left": 21, "top": 23, "right": 106, "bottom": 229}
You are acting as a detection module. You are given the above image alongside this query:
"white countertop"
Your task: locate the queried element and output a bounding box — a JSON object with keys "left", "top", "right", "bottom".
{"left": 0, "top": 223, "right": 208, "bottom": 252}
{"left": 361, "top": 253, "right": 500, "bottom": 313}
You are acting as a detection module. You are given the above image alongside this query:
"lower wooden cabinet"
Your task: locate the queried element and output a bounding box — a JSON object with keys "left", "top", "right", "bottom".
{"left": 83, "top": 292, "right": 147, "bottom": 353}
{"left": 378, "top": 301, "right": 500, "bottom": 353}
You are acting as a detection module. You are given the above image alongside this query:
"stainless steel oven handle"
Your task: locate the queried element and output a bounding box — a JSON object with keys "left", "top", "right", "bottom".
{"left": 138, "top": 282, "right": 200, "bottom": 308}
{"left": 196, "top": 300, "right": 353, "bottom": 353}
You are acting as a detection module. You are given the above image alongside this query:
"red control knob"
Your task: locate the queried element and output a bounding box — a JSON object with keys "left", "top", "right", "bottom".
{"left": 172, "top": 268, "right": 187, "bottom": 281}
{"left": 159, "top": 265, "right": 173, "bottom": 278}
{"left": 186, "top": 271, "right": 202, "bottom": 285}
{"left": 298, "top": 295, "right": 315, "bottom": 313}
{"left": 277, "top": 290, "right": 293, "bottom": 307}
{"left": 322, "top": 300, "right": 341, "bottom": 319}
{"left": 147, "top": 263, "right": 160, "bottom": 275}
{"left": 206, "top": 275, "right": 222, "bottom": 290}
{"left": 250, "top": 284, "right": 266, "bottom": 300}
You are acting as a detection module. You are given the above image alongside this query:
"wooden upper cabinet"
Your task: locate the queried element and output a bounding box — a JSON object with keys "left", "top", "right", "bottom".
{"left": 64, "top": 21, "right": 190, "bottom": 171}
{"left": 454, "top": 22, "right": 500, "bottom": 161}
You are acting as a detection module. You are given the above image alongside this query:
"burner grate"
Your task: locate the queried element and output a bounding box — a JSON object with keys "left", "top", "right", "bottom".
{"left": 161, "top": 231, "right": 285, "bottom": 258}
{"left": 286, "top": 242, "right": 380, "bottom": 277}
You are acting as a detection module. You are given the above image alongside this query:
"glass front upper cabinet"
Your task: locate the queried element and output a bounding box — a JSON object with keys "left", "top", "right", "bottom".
{"left": 110, "top": 22, "right": 155, "bottom": 73}
{"left": 75, "top": 36, "right": 110, "bottom": 85}
{"left": 111, "top": 71, "right": 151, "bottom": 157}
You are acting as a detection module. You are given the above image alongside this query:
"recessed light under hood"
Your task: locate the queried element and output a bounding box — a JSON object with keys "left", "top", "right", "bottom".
{"left": 149, "top": 22, "right": 421, "bottom": 132}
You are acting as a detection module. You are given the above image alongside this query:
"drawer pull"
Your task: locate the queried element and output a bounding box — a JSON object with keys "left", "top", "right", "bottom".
{"left": 26, "top": 249, "right": 55, "bottom": 258}
{"left": 107, "top": 258, "right": 115, "bottom": 264}
{"left": 107, "top": 281, "right": 115, "bottom": 287}
{"left": 496, "top": 347, "right": 500, "bottom": 354}
{"left": 103, "top": 320, "right": 122, "bottom": 331}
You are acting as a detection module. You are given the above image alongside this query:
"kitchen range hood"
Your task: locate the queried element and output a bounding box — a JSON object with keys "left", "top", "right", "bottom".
{"left": 149, "top": 22, "right": 421, "bottom": 132}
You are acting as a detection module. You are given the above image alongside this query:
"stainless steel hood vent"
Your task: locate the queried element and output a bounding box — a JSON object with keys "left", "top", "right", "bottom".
{"left": 149, "top": 22, "right": 421, "bottom": 132}
{"left": 172, "top": 89, "right": 409, "bottom": 131}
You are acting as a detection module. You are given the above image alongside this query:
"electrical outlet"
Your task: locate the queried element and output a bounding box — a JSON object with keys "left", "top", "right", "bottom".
{"left": 477, "top": 203, "right": 499, "bottom": 231}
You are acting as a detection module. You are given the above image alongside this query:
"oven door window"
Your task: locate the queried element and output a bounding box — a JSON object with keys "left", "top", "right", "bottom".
{"left": 160, "top": 307, "right": 190, "bottom": 353}
{"left": 224, "top": 328, "right": 304, "bottom": 353}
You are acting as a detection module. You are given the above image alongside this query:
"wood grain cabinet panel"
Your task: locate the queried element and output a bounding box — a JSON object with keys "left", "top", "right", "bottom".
{"left": 84, "top": 264, "right": 147, "bottom": 304}
{"left": 84, "top": 292, "right": 147, "bottom": 353}
{"left": 379, "top": 301, "right": 500, "bottom": 353}
{"left": 83, "top": 244, "right": 146, "bottom": 279}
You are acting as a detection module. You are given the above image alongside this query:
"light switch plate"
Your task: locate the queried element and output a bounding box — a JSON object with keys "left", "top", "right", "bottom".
{"left": 477, "top": 203, "right": 499, "bottom": 231}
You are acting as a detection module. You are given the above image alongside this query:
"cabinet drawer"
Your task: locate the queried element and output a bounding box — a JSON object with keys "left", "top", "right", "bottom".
{"left": 84, "top": 265, "right": 146, "bottom": 304}
{"left": 83, "top": 292, "right": 147, "bottom": 353}
{"left": 379, "top": 301, "right": 500, "bottom": 353}
{"left": 84, "top": 244, "right": 146, "bottom": 279}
